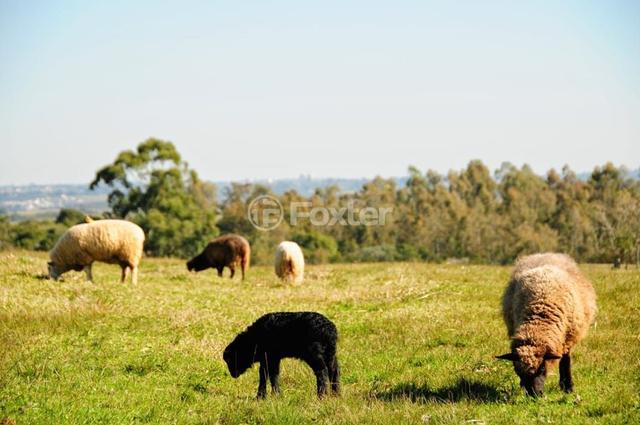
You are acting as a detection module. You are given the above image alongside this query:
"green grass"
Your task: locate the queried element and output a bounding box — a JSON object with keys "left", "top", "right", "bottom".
{"left": 1, "top": 251, "right": 638, "bottom": 424}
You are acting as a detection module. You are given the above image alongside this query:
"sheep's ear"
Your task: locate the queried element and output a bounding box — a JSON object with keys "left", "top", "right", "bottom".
{"left": 495, "top": 353, "right": 518, "bottom": 361}
{"left": 544, "top": 352, "right": 562, "bottom": 360}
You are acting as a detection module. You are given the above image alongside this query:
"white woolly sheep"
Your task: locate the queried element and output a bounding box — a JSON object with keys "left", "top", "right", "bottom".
{"left": 48, "top": 219, "right": 145, "bottom": 284}
{"left": 497, "top": 253, "right": 597, "bottom": 396}
{"left": 274, "top": 241, "right": 305, "bottom": 284}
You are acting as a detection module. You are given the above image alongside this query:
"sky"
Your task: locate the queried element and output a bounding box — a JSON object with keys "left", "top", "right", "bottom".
{"left": 0, "top": 0, "right": 639, "bottom": 185}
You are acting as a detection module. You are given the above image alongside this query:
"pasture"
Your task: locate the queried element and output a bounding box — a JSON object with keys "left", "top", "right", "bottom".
{"left": 1, "top": 251, "right": 638, "bottom": 424}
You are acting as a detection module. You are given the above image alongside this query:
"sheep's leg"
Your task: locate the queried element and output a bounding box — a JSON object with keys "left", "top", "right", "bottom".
{"left": 131, "top": 266, "right": 138, "bottom": 285}
{"left": 229, "top": 265, "right": 236, "bottom": 279}
{"left": 217, "top": 267, "right": 223, "bottom": 278}
{"left": 257, "top": 360, "right": 268, "bottom": 399}
{"left": 241, "top": 258, "right": 246, "bottom": 280}
{"left": 328, "top": 356, "right": 341, "bottom": 395}
{"left": 559, "top": 353, "right": 573, "bottom": 393}
{"left": 268, "top": 358, "right": 281, "bottom": 395}
{"left": 84, "top": 264, "right": 93, "bottom": 282}
{"left": 120, "top": 265, "right": 130, "bottom": 283}
{"left": 308, "top": 355, "right": 329, "bottom": 398}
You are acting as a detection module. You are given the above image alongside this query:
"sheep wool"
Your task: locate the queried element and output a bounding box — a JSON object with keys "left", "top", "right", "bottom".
{"left": 274, "top": 241, "right": 305, "bottom": 284}
{"left": 48, "top": 219, "right": 145, "bottom": 284}
{"left": 223, "top": 312, "right": 340, "bottom": 399}
{"left": 499, "top": 252, "right": 597, "bottom": 395}
{"left": 186, "top": 234, "right": 250, "bottom": 280}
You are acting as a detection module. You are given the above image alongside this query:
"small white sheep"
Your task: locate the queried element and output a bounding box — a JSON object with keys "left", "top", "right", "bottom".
{"left": 274, "top": 241, "right": 305, "bottom": 284}
{"left": 48, "top": 219, "right": 145, "bottom": 284}
{"left": 497, "top": 253, "right": 597, "bottom": 396}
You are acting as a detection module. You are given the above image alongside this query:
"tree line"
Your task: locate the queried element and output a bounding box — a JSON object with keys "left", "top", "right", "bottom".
{"left": 1, "top": 139, "right": 638, "bottom": 266}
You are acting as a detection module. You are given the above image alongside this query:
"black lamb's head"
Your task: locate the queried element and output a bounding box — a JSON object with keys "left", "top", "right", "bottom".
{"left": 223, "top": 331, "right": 256, "bottom": 378}
{"left": 496, "top": 344, "right": 561, "bottom": 397}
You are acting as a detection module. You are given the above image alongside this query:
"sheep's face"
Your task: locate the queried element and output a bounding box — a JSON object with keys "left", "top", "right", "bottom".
{"left": 186, "top": 254, "right": 209, "bottom": 272}
{"left": 223, "top": 332, "right": 256, "bottom": 378}
{"left": 515, "top": 359, "right": 547, "bottom": 396}
{"left": 47, "top": 262, "right": 63, "bottom": 280}
{"left": 496, "top": 346, "right": 561, "bottom": 396}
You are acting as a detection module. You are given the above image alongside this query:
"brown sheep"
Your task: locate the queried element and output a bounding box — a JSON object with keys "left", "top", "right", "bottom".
{"left": 186, "top": 234, "right": 250, "bottom": 280}
{"left": 497, "top": 253, "right": 597, "bottom": 396}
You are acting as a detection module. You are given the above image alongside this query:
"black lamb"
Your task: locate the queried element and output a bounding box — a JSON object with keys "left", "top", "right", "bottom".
{"left": 223, "top": 312, "right": 340, "bottom": 399}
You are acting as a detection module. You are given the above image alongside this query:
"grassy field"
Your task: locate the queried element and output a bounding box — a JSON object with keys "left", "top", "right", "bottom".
{"left": 1, "top": 251, "right": 638, "bottom": 424}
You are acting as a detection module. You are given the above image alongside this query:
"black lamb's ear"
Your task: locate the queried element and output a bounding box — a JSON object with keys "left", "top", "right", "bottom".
{"left": 495, "top": 353, "right": 518, "bottom": 361}
{"left": 543, "top": 352, "right": 562, "bottom": 360}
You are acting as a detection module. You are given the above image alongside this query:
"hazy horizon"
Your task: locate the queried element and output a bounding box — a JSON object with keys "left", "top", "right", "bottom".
{"left": 1, "top": 1, "right": 639, "bottom": 185}
{"left": 1, "top": 163, "right": 640, "bottom": 189}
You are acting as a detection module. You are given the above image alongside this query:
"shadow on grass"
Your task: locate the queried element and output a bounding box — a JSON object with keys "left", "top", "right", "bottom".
{"left": 372, "top": 378, "right": 505, "bottom": 403}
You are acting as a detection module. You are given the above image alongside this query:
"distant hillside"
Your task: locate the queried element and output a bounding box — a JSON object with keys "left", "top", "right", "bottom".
{"left": 214, "top": 176, "right": 407, "bottom": 197}
{"left": 0, "top": 177, "right": 392, "bottom": 220}
{"left": 0, "top": 184, "right": 110, "bottom": 220}
{"left": 1, "top": 169, "right": 637, "bottom": 220}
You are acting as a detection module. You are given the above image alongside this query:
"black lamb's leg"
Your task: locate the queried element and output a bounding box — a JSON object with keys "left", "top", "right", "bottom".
{"left": 559, "top": 353, "right": 573, "bottom": 393}
{"left": 308, "top": 355, "right": 329, "bottom": 398}
{"left": 229, "top": 266, "right": 236, "bottom": 279}
{"left": 257, "top": 360, "right": 268, "bottom": 399}
{"left": 217, "top": 267, "right": 223, "bottom": 277}
{"left": 268, "top": 357, "right": 281, "bottom": 395}
{"left": 329, "top": 355, "right": 340, "bottom": 395}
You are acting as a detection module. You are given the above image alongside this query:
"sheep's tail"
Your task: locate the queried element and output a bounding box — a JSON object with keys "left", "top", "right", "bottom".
{"left": 287, "top": 258, "right": 295, "bottom": 275}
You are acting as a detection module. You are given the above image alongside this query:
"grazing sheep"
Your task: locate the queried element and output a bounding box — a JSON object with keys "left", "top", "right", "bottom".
{"left": 497, "top": 253, "right": 597, "bottom": 396}
{"left": 274, "top": 241, "right": 305, "bottom": 284}
{"left": 186, "top": 234, "right": 250, "bottom": 280}
{"left": 223, "top": 312, "right": 340, "bottom": 399}
{"left": 48, "top": 219, "right": 145, "bottom": 284}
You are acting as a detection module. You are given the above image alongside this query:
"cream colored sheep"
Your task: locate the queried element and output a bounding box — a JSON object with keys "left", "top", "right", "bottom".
{"left": 274, "top": 241, "right": 304, "bottom": 284}
{"left": 48, "top": 219, "right": 145, "bottom": 284}
{"left": 497, "top": 253, "right": 597, "bottom": 396}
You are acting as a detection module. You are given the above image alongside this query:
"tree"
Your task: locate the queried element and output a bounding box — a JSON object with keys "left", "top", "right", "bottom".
{"left": 9, "top": 220, "right": 65, "bottom": 251}
{"left": 0, "top": 215, "right": 11, "bottom": 250}
{"left": 292, "top": 230, "right": 338, "bottom": 264}
{"left": 216, "top": 183, "right": 261, "bottom": 237}
{"left": 587, "top": 163, "right": 640, "bottom": 263}
{"left": 56, "top": 208, "right": 91, "bottom": 227}
{"left": 496, "top": 163, "right": 558, "bottom": 262}
{"left": 90, "top": 138, "right": 218, "bottom": 257}
{"left": 547, "top": 166, "right": 594, "bottom": 260}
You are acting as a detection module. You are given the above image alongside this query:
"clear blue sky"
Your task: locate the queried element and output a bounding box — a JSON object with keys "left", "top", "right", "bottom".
{"left": 1, "top": 0, "right": 638, "bottom": 185}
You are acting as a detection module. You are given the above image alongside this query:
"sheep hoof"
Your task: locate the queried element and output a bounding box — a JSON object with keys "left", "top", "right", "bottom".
{"left": 560, "top": 382, "right": 574, "bottom": 393}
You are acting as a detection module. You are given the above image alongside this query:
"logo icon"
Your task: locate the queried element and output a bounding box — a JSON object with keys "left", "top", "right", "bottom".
{"left": 247, "top": 195, "right": 284, "bottom": 231}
